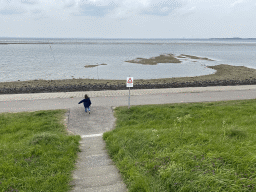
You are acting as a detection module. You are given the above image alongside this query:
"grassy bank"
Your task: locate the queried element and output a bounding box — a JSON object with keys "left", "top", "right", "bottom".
{"left": 0, "top": 110, "right": 80, "bottom": 192}
{"left": 103, "top": 100, "right": 256, "bottom": 192}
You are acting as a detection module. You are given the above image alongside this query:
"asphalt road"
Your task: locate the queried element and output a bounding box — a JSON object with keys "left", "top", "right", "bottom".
{"left": 1, "top": 86, "right": 256, "bottom": 114}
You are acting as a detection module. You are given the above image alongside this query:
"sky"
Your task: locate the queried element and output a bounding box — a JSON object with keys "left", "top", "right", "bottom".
{"left": 0, "top": 0, "right": 256, "bottom": 38}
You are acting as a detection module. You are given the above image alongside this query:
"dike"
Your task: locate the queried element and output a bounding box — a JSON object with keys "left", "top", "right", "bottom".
{"left": 1, "top": 79, "right": 256, "bottom": 94}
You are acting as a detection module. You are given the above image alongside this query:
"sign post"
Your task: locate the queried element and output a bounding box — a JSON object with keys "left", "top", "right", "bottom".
{"left": 126, "top": 77, "right": 133, "bottom": 109}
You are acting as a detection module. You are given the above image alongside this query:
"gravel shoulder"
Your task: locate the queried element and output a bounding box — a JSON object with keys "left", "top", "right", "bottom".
{"left": 1, "top": 64, "right": 256, "bottom": 94}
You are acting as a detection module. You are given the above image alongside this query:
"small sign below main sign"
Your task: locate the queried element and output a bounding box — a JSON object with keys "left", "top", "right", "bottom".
{"left": 126, "top": 77, "right": 133, "bottom": 87}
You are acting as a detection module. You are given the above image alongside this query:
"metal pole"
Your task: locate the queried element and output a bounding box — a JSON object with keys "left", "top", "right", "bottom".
{"left": 97, "top": 63, "right": 99, "bottom": 80}
{"left": 128, "top": 87, "right": 130, "bottom": 109}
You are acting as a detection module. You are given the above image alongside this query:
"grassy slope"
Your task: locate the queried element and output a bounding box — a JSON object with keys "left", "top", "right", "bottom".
{"left": 103, "top": 100, "right": 256, "bottom": 192}
{"left": 0, "top": 110, "right": 80, "bottom": 192}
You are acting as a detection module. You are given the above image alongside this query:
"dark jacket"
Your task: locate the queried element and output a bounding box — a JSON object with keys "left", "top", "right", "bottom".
{"left": 78, "top": 98, "right": 91, "bottom": 108}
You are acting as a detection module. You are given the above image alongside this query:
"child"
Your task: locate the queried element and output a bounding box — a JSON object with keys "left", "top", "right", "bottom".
{"left": 78, "top": 94, "right": 92, "bottom": 114}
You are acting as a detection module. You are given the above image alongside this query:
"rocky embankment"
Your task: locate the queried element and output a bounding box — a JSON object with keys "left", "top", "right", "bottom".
{"left": 1, "top": 64, "right": 256, "bottom": 94}
{"left": 1, "top": 79, "right": 256, "bottom": 94}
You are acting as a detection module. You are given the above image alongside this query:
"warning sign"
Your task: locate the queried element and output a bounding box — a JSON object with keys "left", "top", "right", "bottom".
{"left": 127, "top": 78, "right": 133, "bottom": 83}
{"left": 126, "top": 77, "right": 133, "bottom": 87}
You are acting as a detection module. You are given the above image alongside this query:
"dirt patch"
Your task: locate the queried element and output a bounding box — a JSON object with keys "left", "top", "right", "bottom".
{"left": 1, "top": 64, "right": 256, "bottom": 94}
{"left": 125, "top": 53, "right": 214, "bottom": 65}
{"left": 178, "top": 54, "right": 215, "bottom": 61}
{"left": 84, "top": 63, "right": 107, "bottom": 68}
{"left": 125, "top": 54, "right": 181, "bottom": 65}
{"left": 84, "top": 65, "right": 98, "bottom": 68}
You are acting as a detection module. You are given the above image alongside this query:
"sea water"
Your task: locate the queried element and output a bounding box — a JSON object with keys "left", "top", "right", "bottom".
{"left": 0, "top": 38, "right": 256, "bottom": 82}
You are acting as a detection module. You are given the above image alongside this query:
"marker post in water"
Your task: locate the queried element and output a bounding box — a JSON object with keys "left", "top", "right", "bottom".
{"left": 126, "top": 77, "right": 133, "bottom": 109}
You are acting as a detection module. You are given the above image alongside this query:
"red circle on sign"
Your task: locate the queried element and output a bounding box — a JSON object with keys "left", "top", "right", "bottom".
{"left": 128, "top": 78, "right": 133, "bottom": 83}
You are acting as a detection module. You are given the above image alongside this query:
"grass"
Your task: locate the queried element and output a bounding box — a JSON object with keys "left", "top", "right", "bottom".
{"left": 103, "top": 100, "right": 256, "bottom": 192}
{"left": 0, "top": 110, "right": 80, "bottom": 192}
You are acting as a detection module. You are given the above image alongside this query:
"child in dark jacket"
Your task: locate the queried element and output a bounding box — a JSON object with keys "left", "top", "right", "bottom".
{"left": 78, "top": 94, "right": 92, "bottom": 114}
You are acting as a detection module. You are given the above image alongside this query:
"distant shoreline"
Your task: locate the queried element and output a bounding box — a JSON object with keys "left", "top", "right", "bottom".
{"left": 1, "top": 37, "right": 256, "bottom": 45}
{"left": 1, "top": 37, "right": 256, "bottom": 41}
{"left": 210, "top": 38, "right": 256, "bottom": 40}
{"left": 0, "top": 43, "right": 54, "bottom": 45}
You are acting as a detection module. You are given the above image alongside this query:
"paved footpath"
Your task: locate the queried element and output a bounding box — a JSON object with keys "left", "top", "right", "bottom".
{"left": 1, "top": 85, "right": 256, "bottom": 192}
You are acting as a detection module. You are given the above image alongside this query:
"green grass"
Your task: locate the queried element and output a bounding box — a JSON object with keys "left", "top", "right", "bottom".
{"left": 103, "top": 100, "right": 256, "bottom": 192}
{"left": 0, "top": 110, "right": 80, "bottom": 192}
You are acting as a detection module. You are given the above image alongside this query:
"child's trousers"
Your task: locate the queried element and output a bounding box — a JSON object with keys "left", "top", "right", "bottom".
{"left": 85, "top": 107, "right": 90, "bottom": 112}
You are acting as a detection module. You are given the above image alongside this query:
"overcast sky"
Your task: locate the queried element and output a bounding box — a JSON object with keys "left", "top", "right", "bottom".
{"left": 0, "top": 0, "right": 255, "bottom": 38}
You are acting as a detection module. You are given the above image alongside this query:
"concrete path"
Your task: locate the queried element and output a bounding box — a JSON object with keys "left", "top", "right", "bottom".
{"left": 1, "top": 85, "right": 256, "bottom": 192}
{"left": 67, "top": 106, "right": 127, "bottom": 192}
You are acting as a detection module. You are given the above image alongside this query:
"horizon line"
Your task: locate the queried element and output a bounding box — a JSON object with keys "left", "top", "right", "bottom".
{"left": 1, "top": 37, "right": 256, "bottom": 40}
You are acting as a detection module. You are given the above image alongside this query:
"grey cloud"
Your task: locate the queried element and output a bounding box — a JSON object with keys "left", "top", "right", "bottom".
{"left": 75, "top": 4, "right": 115, "bottom": 17}
{"left": 31, "top": 8, "right": 42, "bottom": 14}
{"left": 0, "top": 9, "right": 23, "bottom": 15}
{"left": 0, "top": 0, "right": 186, "bottom": 17}
{"left": 63, "top": 2, "right": 77, "bottom": 8}
{"left": 20, "top": 0, "right": 38, "bottom": 5}
{"left": 0, "top": 7, "right": 26, "bottom": 15}
{"left": 75, "top": 0, "right": 184, "bottom": 17}
{"left": 73, "top": 1, "right": 119, "bottom": 17}
{"left": 142, "top": 0, "right": 183, "bottom": 16}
